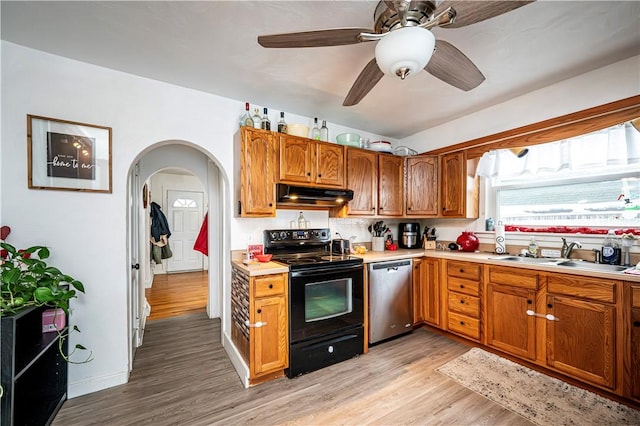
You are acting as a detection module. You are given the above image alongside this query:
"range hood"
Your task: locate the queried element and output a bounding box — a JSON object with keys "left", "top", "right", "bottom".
{"left": 276, "top": 184, "right": 354, "bottom": 207}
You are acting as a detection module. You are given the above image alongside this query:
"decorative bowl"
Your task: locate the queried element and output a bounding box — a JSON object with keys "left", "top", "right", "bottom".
{"left": 287, "top": 124, "right": 309, "bottom": 138}
{"left": 255, "top": 253, "right": 273, "bottom": 263}
{"left": 336, "top": 133, "right": 361, "bottom": 146}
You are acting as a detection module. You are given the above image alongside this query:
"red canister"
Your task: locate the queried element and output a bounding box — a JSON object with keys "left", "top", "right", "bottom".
{"left": 456, "top": 232, "right": 480, "bottom": 252}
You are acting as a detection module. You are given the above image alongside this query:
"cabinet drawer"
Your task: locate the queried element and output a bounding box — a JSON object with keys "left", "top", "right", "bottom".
{"left": 253, "top": 274, "right": 286, "bottom": 297}
{"left": 447, "top": 312, "right": 480, "bottom": 340}
{"left": 487, "top": 266, "right": 538, "bottom": 290}
{"left": 547, "top": 275, "right": 615, "bottom": 303}
{"left": 447, "top": 277, "right": 479, "bottom": 296}
{"left": 633, "top": 286, "right": 640, "bottom": 308}
{"left": 447, "top": 261, "right": 481, "bottom": 281}
{"left": 448, "top": 292, "right": 480, "bottom": 317}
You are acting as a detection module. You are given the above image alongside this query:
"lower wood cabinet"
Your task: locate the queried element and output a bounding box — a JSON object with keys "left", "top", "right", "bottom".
{"left": 231, "top": 267, "right": 288, "bottom": 382}
{"left": 485, "top": 266, "right": 538, "bottom": 360}
{"left": 546, "top": 292, "right": 615, "bottom": 389}
{"left": 444, "top": 261, "right": 481, "bottom": 341}
{"left": 631, "top": 306, "right": 640, "bottom": 400}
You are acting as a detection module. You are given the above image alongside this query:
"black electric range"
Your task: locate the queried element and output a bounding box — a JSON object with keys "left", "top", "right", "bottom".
{"left": 263, "top": 228, "right": 362, "bottom": 271}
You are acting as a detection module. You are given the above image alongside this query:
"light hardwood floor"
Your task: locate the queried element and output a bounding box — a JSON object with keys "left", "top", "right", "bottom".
{"left": 145, "top": 271, "right": 208, "bottom": 320}
{"left": 53, "top": 313, "right": 532, "bottom": 425}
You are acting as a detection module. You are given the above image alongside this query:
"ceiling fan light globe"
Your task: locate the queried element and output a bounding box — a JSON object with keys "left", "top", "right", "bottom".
{"left": 375, "top": 26, "right": 435, "bottom": 79}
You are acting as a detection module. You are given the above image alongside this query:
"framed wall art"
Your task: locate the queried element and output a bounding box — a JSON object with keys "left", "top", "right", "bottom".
{"left": 27, "top": 115, "right": 112, "bottom": 193}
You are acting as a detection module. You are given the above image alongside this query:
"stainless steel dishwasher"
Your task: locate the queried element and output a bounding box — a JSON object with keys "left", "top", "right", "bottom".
{"left": 368, "top": 259, "right": 413, "bottom": 344}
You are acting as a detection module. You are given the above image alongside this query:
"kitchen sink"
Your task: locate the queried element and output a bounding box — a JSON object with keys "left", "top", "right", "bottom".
{"left": 555, "top": 261, "right": 628, "bottom": 273}
{"left": 490, "top": 255, "right": 628, "bottom": 273}
{"left": 490, "top": 256, "right": 564, "bottom": 265}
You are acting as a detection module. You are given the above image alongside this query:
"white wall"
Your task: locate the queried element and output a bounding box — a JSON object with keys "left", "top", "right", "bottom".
{"left": 402, "top": 55, "right": 640, "bottom": 153}
{"left": 0, "top": 41, "right": 389, "bottom": 397}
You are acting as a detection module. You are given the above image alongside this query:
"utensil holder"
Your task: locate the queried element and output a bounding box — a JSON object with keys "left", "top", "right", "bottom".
{"left": 372, "top": 236, "right": 385, "bottom": 252}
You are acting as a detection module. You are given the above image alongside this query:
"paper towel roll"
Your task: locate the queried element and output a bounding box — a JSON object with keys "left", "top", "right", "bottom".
{"left": 495, "top": 223, "right": 506, "bottom": 254}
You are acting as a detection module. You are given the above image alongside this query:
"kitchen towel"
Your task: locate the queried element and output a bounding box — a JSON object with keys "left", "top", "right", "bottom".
{"left": 495, "top": 222, "right": 506, "bottom": 254}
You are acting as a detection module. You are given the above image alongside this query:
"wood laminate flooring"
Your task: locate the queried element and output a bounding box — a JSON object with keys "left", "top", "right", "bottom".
{"left": 53, "top": 313, "right": 532, "bottom": 425}
{"left": 145, "top": 271, "right": 208, "bottom": 320}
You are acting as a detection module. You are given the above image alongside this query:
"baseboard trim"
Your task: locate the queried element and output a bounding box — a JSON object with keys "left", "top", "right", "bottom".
{"left": 222, "top": 332, "right": 249, "bottom": 388}
{"left": 68, "top": 370, "right": 129, "bottom": 398}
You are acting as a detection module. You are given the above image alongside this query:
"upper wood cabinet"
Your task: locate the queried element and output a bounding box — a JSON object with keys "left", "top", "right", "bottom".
{"left": 405, "top": 155, "right": 438, "bottom": 216}
{"left": 234, "top": 127, "right": 277, "bottom": 217}
{"left": 278, "top": 135, "right": 345, "bottom": 188}
{"left": 345, "top": 148, "right": 378, "bottom": 216}
{"left": 439, "top": 151, "right": 478, "bottom": 218}
{"left": 378, "top": 153, "right": 404, "bottom": 216}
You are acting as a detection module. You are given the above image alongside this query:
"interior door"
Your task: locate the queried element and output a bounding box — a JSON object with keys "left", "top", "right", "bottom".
{"left": 166, "top": 190, "right": 204, "bottom": 272}
{"left": 128, "top": 166, "right": 141, "bottom": 367}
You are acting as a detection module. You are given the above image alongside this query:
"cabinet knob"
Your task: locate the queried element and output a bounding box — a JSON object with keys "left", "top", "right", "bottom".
{"left": 547, "top": 303, "right": 553, "bottom": 308}
{"left": 442, "top": 207, "right": 446, "bottom": 211}
{"left": 460, "top": 284, "right": 465, "bottom": 289}
{"left": 307, "top": 172, "right": 311, "bottom": 176}
{"left": 380, "top": 207, "right": 384, "bottom": 210}
{"left": 460, "top": 321, "right": 465, "bottom": 325}
{"left": 269, "top": 203, "right": 273, "bottom": 207}
{"left": 459, "top": 269, "right": 464, "bottom": 273}
{"left": 633, "top": 321, "right": 640, "bottom": 327}
{"left": 527, "top": 300, "right": 532, "bottom": 305}
{"left": 371, "top": 207, "right": 375, "bottom": 210}
{"left": 318, "top": 174, "right": 322, "bottom": 177}
{"left": 459, "top": 300, "right": 465, "bottom": 304}
{"left": 269, "top": 284, "right": 273, "bottom": 289}
{"left": 408, "top": 207, "right": 412, "bottom": 210}
{"left": 257, "top": 309, "right": 262, "bottom": 314}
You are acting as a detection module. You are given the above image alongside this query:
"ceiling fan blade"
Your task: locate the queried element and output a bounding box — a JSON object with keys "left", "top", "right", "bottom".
{"left": 258, "top": 28, "right": 373, "bottom": 48}
{"left": 343, "top": 58, "right": 384, "bottom": 106}
{"left": 436, "top": 1, "right": 534, "bottom": 28}
{"left": 425, "top": 40, "right": 485, "bottom": 91}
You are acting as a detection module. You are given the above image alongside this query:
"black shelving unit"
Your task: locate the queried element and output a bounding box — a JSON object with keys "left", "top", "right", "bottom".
{"left": 1, "top": 306, "right": 68, "bottom": 426}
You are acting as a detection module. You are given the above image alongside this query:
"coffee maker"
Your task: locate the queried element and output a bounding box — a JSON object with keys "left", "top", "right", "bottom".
{"left": 398, "top": 223, "right": 421, "bottom": 249}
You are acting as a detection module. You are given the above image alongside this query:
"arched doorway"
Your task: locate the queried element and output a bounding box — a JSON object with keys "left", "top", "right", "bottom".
{"left": 126, "top": 141, "right": 230, "bottom": 370}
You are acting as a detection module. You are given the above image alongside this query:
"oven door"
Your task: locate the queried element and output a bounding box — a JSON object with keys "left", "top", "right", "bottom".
{"left": 289, "top": 263, "right": 364, "bottom": 343}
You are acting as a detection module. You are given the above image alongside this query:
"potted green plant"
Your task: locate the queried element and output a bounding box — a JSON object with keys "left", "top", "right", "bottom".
{"left": 1, "top": 242, "right": 91, "bottom": 362}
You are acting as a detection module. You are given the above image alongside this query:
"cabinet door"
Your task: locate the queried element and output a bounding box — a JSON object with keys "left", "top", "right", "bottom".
{"left": 346, "top": 148, "right": 378, "bottom": 216}
{"left": 631, "top": 308, "right": 640, "bottom": 399}
{"left": 422, "top": 258, "right": 440, "bottom": 326}
{"left": 279, "top": 135, "right": 315, "bottom": 185}
{"left": 412, "top": 258, "right": 423, "bottom": 325}
{"left": 378, "top": 154, "right": 404, "bottom": 216}
{"left": 440, "top": 151, "right": 465, "bottom": 217}
{"left": 486, "top": 283, "right": 536, "bottom": 360}
{"left": 240, "top": 128, "right": 276, "bottom": 216}
{"left": 546, "top": 294, "right": 615, "bottom": 389}
{"left": 315, "top": 142, "right": 345, "bottom": 188}
{"left": 251, "top": 295, "right": 288, "bottom": 376}
{"left": 406, "top": 156, "right": 438, "bottom": 216}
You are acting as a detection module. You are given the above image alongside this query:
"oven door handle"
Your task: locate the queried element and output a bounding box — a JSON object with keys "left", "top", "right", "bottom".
{"left": 291, "top": 263, "right": 363, "bottom": 278}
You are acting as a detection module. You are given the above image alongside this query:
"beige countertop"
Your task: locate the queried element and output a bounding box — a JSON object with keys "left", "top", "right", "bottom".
{"left": 231, "top": 249, "right": 640, "bottom": 282}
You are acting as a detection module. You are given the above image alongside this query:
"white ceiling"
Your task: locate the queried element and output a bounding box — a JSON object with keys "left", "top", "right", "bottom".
{"left": 1, "top": 1, "right": 639, "bottom": 139}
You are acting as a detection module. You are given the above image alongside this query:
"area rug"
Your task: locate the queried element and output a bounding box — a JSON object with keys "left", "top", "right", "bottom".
{"left": 436, "top": 347, "right": 640, "bottom": 425}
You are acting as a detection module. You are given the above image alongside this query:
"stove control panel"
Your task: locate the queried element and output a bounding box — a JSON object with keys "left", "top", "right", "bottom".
{"left": 265, "top": 228, "right": 331, "bottom": 245}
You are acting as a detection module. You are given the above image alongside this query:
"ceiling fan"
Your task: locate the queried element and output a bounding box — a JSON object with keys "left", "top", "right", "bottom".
{"left": 258, "top": 1, "right": 534, "bottom": 106}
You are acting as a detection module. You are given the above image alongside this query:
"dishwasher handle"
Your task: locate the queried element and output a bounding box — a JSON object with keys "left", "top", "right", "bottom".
{"left": 369, "top": 260, "right": 412, "bottom": 271}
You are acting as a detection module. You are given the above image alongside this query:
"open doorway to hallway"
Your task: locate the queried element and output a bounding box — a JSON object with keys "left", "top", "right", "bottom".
{"left": 145, "top": 271, "right": 208, "bottom": 320}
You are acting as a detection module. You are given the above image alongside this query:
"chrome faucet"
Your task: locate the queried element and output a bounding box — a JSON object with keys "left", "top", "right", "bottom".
{"left": 561, "top": 237, "right": 582, "bottom": 259}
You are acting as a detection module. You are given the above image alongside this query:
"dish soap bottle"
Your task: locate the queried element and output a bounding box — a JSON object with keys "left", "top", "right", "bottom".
{"left": 601, "top": 230, "right": 620, "bottom": 264}
{"left": 527, "top": 237, "right": 539, "bottom": 258}
{"left": 297, "top": 211, "right": 307, "bottom": 229}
